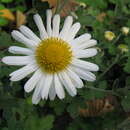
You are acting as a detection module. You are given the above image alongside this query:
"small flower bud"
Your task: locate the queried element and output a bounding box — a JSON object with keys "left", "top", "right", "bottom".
{"left": 104, "top": 31, "right": 116, "bottom": 41}
{"left": 118, "top": 44, "right": 129, "bottom": 53}
{"left": 121, "top": 27, "right": 129, "bottom": 35}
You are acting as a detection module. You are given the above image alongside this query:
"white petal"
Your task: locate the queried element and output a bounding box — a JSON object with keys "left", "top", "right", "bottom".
{"left": 2, "top": 56, "right": 33, "bottom": 66}
{"left": 67, "top": 22, "right": 81, "bottom": 41}
{"left": 66, "top": 68, "right": 83, "bottom": 88}
{"left": 8, "top": 46, "right": 33, "bottom": 55}
{"left": 11, "top": 31, "right": 37, "bottom": 48}
{"left": 59, "top": 16, "right": 73, "bottom": 40}
{"left": 46, "top": 10, "right": 52, "bottom": 37}
{"left": 49, "top": 80, "right": 56, "bottom": 100}
{"left": 32, "top": 76, "right": 45, "bottom": 104}
{"left": 33, "top": 14, "right": 48, "bottom": 39}
{"left": 74, "top": 48, "right": 97, "bottom": 58}
{"left": 70, "top": 66, "right": 96, "bottom": 81}
{"left": 41, "top": 74, "right": 53, "bottom": 100}
{"left": 19, "top": 25, "right": 41, "bottom": 43}
{"left": 54, "top": 74, "right": 65, "bottom": 99}
{"left": 72, "top": 58, "right": 99, "bottom": 71}
{"left": 70, "top": 33, "right": 91, "bottom": 45}
{"left": 24, "top": 69, "right": 43, "bottom": 93}
{"left": 10, "top": 63, "right": 38, "bottom": 81}
{"left": 58, "top": 71, "right": 77, "bottom": 96}
{"left": 52, "top": 14, "right": 60, "bottom": 37}
{"left": 77, "top": 40, "right": 97, "bottom": 49}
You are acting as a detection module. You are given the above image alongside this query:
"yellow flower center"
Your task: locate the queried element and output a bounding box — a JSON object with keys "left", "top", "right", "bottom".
{"left": 35, "top": 37, "right": 73, "bottom": 73}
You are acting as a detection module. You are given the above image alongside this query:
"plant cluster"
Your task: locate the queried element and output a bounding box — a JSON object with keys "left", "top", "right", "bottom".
{"left": 0, "top": 0, "right": 130, "bottom": 130}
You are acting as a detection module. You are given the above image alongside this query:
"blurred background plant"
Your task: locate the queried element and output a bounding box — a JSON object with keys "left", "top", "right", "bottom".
{"left": 0, "top": 0, "right": 130, "bottom": 130}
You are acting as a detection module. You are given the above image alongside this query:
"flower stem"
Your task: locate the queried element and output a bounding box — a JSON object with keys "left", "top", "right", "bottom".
{"left": 113, "top": 33, "right": 122, "bottom": 44}
{"left": 55, "top": 0, "right": 60, "bottom": 14}
{"left": 56, "top": 0, "right": 69, "bottom": 14}
{"left": 86, "top": 86, "right": 120, "bottom": 97}
{"left": 97, "top": 54, "right": 120, "bottom": 81}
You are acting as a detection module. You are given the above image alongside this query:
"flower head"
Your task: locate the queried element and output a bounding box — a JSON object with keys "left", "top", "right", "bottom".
{"left": 118, "top": 44, "right": 129, "bottom": 53}
{"left": 121, "top": 27, "right": 129, "bottom": 35}
{"left": 2, "top": 10, "right": 99, "bottom": 104}
{"left": 104, "top": 31, "right": 115, "bottom": 41}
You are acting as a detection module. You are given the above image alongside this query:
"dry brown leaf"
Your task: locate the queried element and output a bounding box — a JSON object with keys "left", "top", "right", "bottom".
{"left": 16, "top": 10, "right": 26, "bottom": 28}
{"left": 79, "top": 96, "right": 117, "bottom": 117}
{"left": 41, "top": 0, "right": 79, "bottom": 17}
{"left": 96, "top": 12, "right": 106, "bottom": 22}
{"left": 0, "top": 9, "right": 15, "bottom": 21}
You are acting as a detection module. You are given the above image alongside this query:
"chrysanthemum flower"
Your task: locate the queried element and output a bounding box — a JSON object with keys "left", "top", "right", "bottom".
{"left": 2, "top": 10, "right": 99, "bottom": 104}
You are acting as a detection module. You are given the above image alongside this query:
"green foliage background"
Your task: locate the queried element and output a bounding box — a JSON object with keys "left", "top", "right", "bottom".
{"left": 0, "top": 0, "right": 130, "bottom": 130}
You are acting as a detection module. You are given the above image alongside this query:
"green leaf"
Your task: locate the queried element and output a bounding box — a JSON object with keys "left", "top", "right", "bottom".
{"left": 108, "top": 43, "right": 117, "bottom": 55}
{"left": 79, "top": 87, "right": 106, "bottom": 100}
{"left": 49, "top": 100, "right": 66, "bottom": 115}
{"left": 121, "top": 92, "right": 130, "bottom": 111}
{"left": 25, "top": 115, "right": 54, "bottom": 130}
{"left": 2, "top": 128, "right": 8, "bottom": 130}
{"left": 0, "top": 31, "right": 12, "bottom": 46}
{"left": 77, "top": 0, "right": 107, "bottom": 9}
{"left": 67, "top": 98, "right": 84, "bottom": 118}
{"left": 117, "top": 118, "right": 130, "bottom": 129}
{"left": 0, "top": 4, "right": 5, "bottom": 9}
{"left": 126, "top": 77, "right": 130, "bottom": 86}
{"left": 0, "top": 17, "right": 8, "bottom": 26}
{"left": 124, "top": 56, "right": 130, "bottom": 73}
{"left": 1, "top": 0, "right": 13, "bottom": 3}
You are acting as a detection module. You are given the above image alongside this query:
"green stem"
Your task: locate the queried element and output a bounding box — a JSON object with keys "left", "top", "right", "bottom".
{"left": 97, "top": 54, "right": 120, "bottom": 81}
{"left": 85, "top": 86, "right": 120, "bottom": 97}
{"left": 56, "top": 0, "right": 69, "bottom": 14}
{"left": 32, "top": 0, "right": 35, "bottom": 9}
{"left": 113, "top": 33, "right": 122, "bottom": 44}
{"left": 55, "top": 0, "right": 60, "bottom": 14}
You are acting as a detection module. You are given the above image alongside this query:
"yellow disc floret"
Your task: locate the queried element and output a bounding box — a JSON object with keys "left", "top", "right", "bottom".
{"left": 35, "top": 37, "right": 73, "bottom": 73}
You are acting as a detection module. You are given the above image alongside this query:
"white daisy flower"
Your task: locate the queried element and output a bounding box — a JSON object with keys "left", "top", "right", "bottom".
{"left": 2, "top": 10, "right": 99, "bottom": 104}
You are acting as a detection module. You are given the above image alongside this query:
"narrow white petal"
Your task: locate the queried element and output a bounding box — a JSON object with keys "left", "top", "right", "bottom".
{"left": 46, "top": 10, "right": 52, "bottom": 36}
{"left": 67, "top": 22, "right": 81, "bottom": 41}
{"left": 2, "top": 56, "right": 33, "bottom": 66}
{"left": 52, "top": 14, "right": 60, "bottom": 37}
{"left": 59, "top": 16, "right": 73, "bottom": 40}
{"left": 74, "top": 48, "right": 97, "bottom": 58}
{"left": 70, "top": 33, "right": 91, "bottom": 45}
{"left": 66, "top": 68, "right": 83, "bottom": 88}
{"left": 70, "top": 66, "right": 96, "bottom": 81}
{"left": 32, "top": 76, "right": 45, "bottom": 104}
{"left": 58, "top": 71, "right": 77, "bottom": 96}
{"left": 72, "top": 58, "right": 99, "bottom": 71}
{"left": 33, "top": 14, "right": 48, "bottom": 39}
{"left": 54, "top": 74, "right": 65, "bottom": 99}
{"left": 24, "top": 69, "right": 43, "bottom": 93}
{"left": 49, "top": 80, "right": 56, "bottom": 100}
{"left": 77, "top": 40, "right": 97, "bottom": 49}
{"left": 11, "top": 31, "right": 37, "bottom": 48}
{"left": 41, "top": 74, "right": 53, "bottom": 100}
{"left": 19, "top": 25, "right": 41, "bottom": 43}
{"left": 8, "top": 46, "right": 33, "bottom": 55}
{"left": 10, "top": 63, "right": 38, "bottom": 81}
